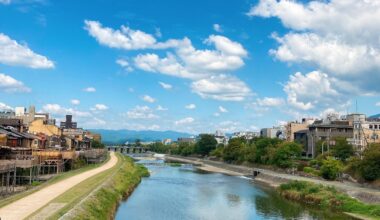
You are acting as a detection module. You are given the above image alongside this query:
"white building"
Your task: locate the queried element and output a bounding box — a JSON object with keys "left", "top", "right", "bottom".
{"left": 214, "top": 130, "right": 229, "bottom": 145}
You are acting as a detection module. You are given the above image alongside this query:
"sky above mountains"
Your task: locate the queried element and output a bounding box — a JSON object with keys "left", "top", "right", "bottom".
{"left": 1, "top": 0, "right": 380, "bottom": 134}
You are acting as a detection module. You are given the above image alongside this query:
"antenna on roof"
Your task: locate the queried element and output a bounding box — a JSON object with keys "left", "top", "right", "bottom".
{"left": 355, "top": 99, "right": 358, "bottom": 113}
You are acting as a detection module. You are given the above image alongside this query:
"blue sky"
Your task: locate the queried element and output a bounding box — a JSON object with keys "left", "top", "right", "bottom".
{"left": 1, "top": 0, "right": 380, "bottom": 133}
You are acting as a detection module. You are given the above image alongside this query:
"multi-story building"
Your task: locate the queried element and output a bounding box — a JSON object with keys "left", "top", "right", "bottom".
{"left": 162, "top": 138, "right": 172, "bottom": 145}
{"left": 232, "top": 131, "right": 260, "bottom": 140}
{"left": 60, "top": 115, "right": 77, "bottom": 129}
{"left": 285, "top": 118, "right": 314, "bottom": 142}
{"left": 304, "top": 118, "right": 353, "bottom": 157}
{"left": 214, "top": 130, "right": 229, "bottom": 145}
{"left": 260, "top": 127, "right": 284, "bottom": 139}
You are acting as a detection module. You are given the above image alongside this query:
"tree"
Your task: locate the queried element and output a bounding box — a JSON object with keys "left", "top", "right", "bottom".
{"left": 223, "top": 138, "right": 245, "bottom": 162}
{"left": 320, "top": 157, "right": 343, "bottom": 180}
{"left": 195, "top": 134, "right": 217, "bottom": 156}
{"left": 273, "top": 142, "right": 303, "bottom": 168}
{"left": 255, "top": 138, "right": 282, "bottom": 164}
{"left": 91, "top": 140, "right": 105, "bottom": 149}
{"left": 332, "top": 137, "right": 354, "bottom": 162}
{"left": 358, "top": 144, "right": 380, "bottom": 181}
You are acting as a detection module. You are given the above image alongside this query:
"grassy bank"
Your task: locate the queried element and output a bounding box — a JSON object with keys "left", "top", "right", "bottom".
{"left": 0, "top": 154, "right": 110, "bottom": 209}
{"left": 62, "top": 155, "right": 149, "bottom": 220}
{"left": 278, "top": 181, "right": 380, "bottom": 219}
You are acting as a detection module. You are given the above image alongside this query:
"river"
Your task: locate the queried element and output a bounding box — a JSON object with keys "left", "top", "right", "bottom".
{"left": 115, "top": 159, "right": 352, "bottom": 220}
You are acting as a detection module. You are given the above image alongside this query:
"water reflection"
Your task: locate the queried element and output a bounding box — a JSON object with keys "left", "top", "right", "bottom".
{"left": 115, "top": 160, "right": 350, "bottom": 220}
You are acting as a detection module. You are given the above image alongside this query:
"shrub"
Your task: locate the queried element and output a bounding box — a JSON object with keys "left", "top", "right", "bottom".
{"left": 320, "top": 157, "right": 343, "bottom": 180}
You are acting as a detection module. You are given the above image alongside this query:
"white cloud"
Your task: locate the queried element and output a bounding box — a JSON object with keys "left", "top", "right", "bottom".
{"left": 83, "top": 87, "right": 96, "bottom": 92}
{"left": 0, "top": 73, "right": 31, "bottom": 93}
{"left": 0, "top": 0, "right": 10, "bottom": 5}
{"left": 84, "top": 20, "right": 158, "bottom": 50}
{"left": 213, "top": 112, "right": 220, "bottom": 117}
{"left": 125, "top": 105, "right": 158, "bottom": 119}
{"left": 249, "top": 0, "right": 380, "bottom": 94}
{"left": 175, "top": 117, "right": 194, "bottom": 125}
{"left": 156, "top": 105, "right": 168, "bottom": 111}
{"left": 185, "top": 104, "right": 196, "bottom": 110}
{"left": 0, "top": 33, "right": 54, "bottom": 69}
{"left": 0, "top": 102, "right": 12, "bottom": 110}
{"left": 158, "top": 81, "right": 172, "bottom": 90}
{"left": 91, "top": 104, "right": 108, "bottom": 111}
{"left": 87, "top": 20, "right": 252, "bottom": 101}
{"left": 257, "top": 97, "right": 285, "bottom": 107}
{"left": 42, "top": 104, "right": 92, "bottom": 118}
{"left": 218, "top": 106, "right": 228, "bottom": 113}
{"left": 376, "top": 102, "right": 380, "bottom": 107}
{"left": 283, "top": 71, "right": 346, "bottom": 111}
{"left": 191, "top": 74, "right": 252, "bottom": 101}
{"left": 116, "top": 58, "right": 133, "bottom": 72}
{"left": 213, "top": 24, "right": 223, "bottom": 33}
{"left": 71, "top": 99, "right": 80, "bottom": 105}
{"left": 141, "top": 95, "right": 156, "bottom": 103}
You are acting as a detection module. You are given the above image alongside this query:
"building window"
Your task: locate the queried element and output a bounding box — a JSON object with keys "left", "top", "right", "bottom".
{"left": 370, "top": 125, "right": 373, "bottom": 129}
{"left": 375, "top": 125, "right": 378, "bottom": 130}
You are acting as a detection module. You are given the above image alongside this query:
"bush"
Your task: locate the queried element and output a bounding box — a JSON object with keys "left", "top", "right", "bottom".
{"left": 357, "top": 144, "right": 380, "bottom": 181}
{"left": 320, "top": 157, "right": 343, "bottom": 180}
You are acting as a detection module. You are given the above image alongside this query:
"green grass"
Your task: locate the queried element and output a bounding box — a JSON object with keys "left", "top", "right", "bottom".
{"left": 28, "top": 153, "right": 149, "bottom": 220}
{"left": 0, "top": 154, "right": 110, "bottom": 208}
{"left": 278, "top": 181, "right": 380, "bottom": 219}
{"left": 68, "top": 155, "right": 149, "bottom": 220}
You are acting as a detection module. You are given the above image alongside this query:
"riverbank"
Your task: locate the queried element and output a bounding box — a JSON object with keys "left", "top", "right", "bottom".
{"left": 165, "top": 155, "right": 380, "bottom": 220}
{"left": 0, "top": 152, "right": 117, "bottom": 220}
{"left": 59, "top": 154, "right": 149, "bottom": 220}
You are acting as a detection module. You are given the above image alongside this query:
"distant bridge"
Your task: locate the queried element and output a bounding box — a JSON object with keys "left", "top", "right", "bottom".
{"left": 107, "top": 145, "right": 148, "bottom": 155}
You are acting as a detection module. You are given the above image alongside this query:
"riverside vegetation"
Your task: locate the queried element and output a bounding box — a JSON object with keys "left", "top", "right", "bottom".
{"left": 68, "top": 155, "right": 149, "bottom": 220}
{"left": 278, "top": 181, "right": 380, "bottom": 219}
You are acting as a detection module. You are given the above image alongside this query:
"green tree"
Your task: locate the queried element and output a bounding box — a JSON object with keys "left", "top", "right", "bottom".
{"left": 91, "top": 140, "right": 105, "bottom": 149}
{"left": 223, "top": 138, "right": 245, "bottom": 162}
{"left": 273, "top": 142, "right": 303, "bottom": 168}
{"left": 320, "top": 157, "right": 343, "bottom": 180}
{"left": 358, "top": 144, "right": 380, "bottom": 181}
{"left": 255, "top": 138, "right": 282, "bottom": 164}
{"left": 332, "top": 137, "right": 354, "bottom": 162}
{"left": 195, "top": 134, "right": 217, "bottom": 156}
{"left": 210, "top": 144, "right": 224, "bottom": 158}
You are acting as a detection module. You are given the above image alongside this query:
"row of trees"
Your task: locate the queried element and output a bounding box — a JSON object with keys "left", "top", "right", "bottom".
{"left": 147, "top": 135, "right": 380, "bottom": 182}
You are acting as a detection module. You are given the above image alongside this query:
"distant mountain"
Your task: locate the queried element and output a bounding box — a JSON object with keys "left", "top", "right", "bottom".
{"left": 89, "top": 129, "right": 193, "bottom": 144}
{"left": 369, "top": 114, "right": 380, "bottom": 119}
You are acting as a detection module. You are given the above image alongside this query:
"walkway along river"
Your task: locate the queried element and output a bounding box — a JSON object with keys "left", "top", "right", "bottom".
{"left": 115, "top": 159, "right": 352, "bottom": 220}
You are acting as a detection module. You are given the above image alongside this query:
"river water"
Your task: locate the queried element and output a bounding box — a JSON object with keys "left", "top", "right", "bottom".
{"left": 115, "top": 160, "right": 351, "bottom": 220}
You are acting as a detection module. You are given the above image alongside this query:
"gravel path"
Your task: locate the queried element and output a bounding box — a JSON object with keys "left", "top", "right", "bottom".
{"left": 0, "top": 152, "right": 117, "bottom": 220}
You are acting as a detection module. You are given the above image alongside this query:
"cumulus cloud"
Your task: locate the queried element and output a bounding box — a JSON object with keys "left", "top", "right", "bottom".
{"left": 0, "top": 102, "right": 12, "bottom": 110}
{"left": 84, "top": 20, "right": 158, "bottom": 50}
{"left": 156, "top": 105, "right": 168, "bottom": 111}
{"left": 42, "top": 104, "right": 92, "bottom": 118}
{"left": 0, "top": 0, "right": 10, "bottom": 5}
{"left": 213, "top": 24, "right": 223, "bottom": 33}
{"left": 71, "top": 99, "right": 80, "bottom": 105}
{"left": 191, "top": 74, "right": 251, "bottom": 101}
{"left": 158, "top": 81, "right": 172, "bottom": 90}
{"left": 86, "top": 20, "right": 252, "bottom": 101}
{"left": 175, "top": 117, "right": 194, "bottom": 125}
{"left": 0, "top": 33, "right": 54, "bottom": 69}
{"left": 249, "top": 0, "right": 380, "bottom": 95}
{"left": 116, "top": 58, "right": 133, "bottom": 72}
{"left": 283, "top": 71, "right": 348, "bottom": 111}
{"left": 91, "top": 104, "right": 108, "bottom": 111}
{"left": 0, "top": 73, "right": 31, "bottom": 93}
{"left": 185, "top": 104, "right": 196, "bottom": 110}
{"left": 141, "top": 95, "right": 156, "bottom": 103}
{"left": 125, "top": 105, "right": 158, "bottom": 119}
{"left": 83, "top": 87, "right": 96, "bottom": 92}
{"left": 257, "top": 97, "right": 285, "bottom": 107}
{"left": 218, "top": 106, "right": 228, "bottom": 113}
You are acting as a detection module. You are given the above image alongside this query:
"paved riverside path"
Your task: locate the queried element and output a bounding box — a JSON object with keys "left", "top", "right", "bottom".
{"left": 0, "top": 152, "right": 118, "bottom": 220}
